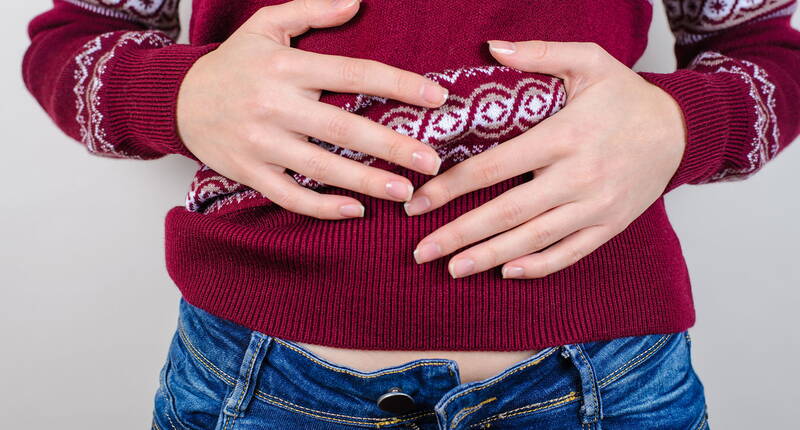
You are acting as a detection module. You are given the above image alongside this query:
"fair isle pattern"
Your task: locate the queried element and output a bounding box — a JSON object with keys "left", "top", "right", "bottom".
{"left": 63, "top": 0, "right": 180, "bottom": 38}
{"left": 186, "top": 66, "right": 566, "bottom": 214}
{"left": 689, "top": 51, "right": 780, "bottom": 181}
{"left": 186, "top": 165, "right": 249, "bottom": 212}
{"left": 664, "top": 0, "right": 796, "bottom": 44}
{"left": 73, "top": 31, "right": 173, "bottom": 158}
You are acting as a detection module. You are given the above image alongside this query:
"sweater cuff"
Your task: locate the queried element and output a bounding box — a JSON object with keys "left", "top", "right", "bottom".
{"left": 639, "top": 70, "right": 756, "bottom": 193}
{"left": 102, "top": 41, "right": 220, "bottom": 161}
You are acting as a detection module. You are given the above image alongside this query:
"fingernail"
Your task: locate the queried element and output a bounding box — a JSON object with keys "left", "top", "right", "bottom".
{"left": 411, "top": 151, "right": 441, "bottom": 175}
{"left": 331, "top": 0, "right": 357, "bottom": 8}
{"left": 449, "top": 258, "right": 476, "bottom": 278}
{"left": 339, "top": 203, "right": 364, "bottom": 218}
{"left": 488, "top": 40, "right": 516, "bottom": 55}
{"left": 404, "top": 195, "right": 431, "bottom": 216}
{"left": 421, "top": 84, "right": 448, "bottom": 105}
{"left": 413, "top": 242, "right": 442, "bottom": 264}
{"left": 386, "top": 181, "right": 413, "bottom": 201}
{"left": 502, "top": 266, "right": 525, "bottom": 278}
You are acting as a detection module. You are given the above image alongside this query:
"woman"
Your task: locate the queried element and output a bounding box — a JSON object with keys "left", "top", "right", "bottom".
{"left": 23, "top": 0, "right": 800, "bottom": 428}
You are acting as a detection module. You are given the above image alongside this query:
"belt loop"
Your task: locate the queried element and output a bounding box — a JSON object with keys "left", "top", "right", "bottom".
{"left": 222, "top": 332, "right": 272, "bottom": 421}
{"left": 561, "top": 344, "right": 603, "bottom": 425}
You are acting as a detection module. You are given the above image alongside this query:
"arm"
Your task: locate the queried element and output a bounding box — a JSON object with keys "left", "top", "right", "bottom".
{"left": 22, "top": 0, "right": 218, "bottom": 160}
{"left": 404, "top": 3, "right": 800, "bottom": 279}
{"left": 640, "top": 0, "right": 800, "bottom": 192}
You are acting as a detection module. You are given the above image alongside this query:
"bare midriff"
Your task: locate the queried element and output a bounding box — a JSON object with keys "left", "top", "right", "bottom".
{"left": 296, "top": 342, "right": 539, "bottom": 384}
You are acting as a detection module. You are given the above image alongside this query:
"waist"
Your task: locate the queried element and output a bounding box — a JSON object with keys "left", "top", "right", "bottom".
{"left": 165, "top": 187, "right": 695, "bottom": 350}
{"left": 294, "top": 343, "right": 539, "bottom": 384}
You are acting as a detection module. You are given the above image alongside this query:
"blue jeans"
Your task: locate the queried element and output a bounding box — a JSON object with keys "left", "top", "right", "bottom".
{"left": 152, "top": 299, "right": 709, "bottom": 429}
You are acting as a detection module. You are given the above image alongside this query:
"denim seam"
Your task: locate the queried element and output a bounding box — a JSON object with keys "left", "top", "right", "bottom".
{"left": 597, "top": 334, "right": 671, "bottom": 389}
{"left": 575, "top": 344, "right": 602, "bottom": 423}
{"left": 177, "top": 323, "right": 236, "bottom": 386}
{"left": 468, "top": 392, "right": 580, "bottom": 428}
{"left": 693, "top": 405, "right": 709, "bottom": 430}
{"left": 449, "top": 397, "right": 497, "bottom": 429}
{"left": 159, "top": 349, "right": 192, "bottom": 430}
{"left": 152, "top": 419, "right": 161, "bottom": 430}
{"left": 438, "top": 347, "right": 559, "bottom": 416}
{"left": 225, "top": 336, "right": 265, "bottom": 430}
{"left": 252, "top": 390, "right": 435, "bottom": 427}
{"left": 273, "top": 338, "right": 452, "bottom": 378}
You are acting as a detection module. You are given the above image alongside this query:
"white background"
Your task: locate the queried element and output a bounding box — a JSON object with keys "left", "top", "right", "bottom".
{"left": 1, "top": 1, "right": 798, "bottom": 428}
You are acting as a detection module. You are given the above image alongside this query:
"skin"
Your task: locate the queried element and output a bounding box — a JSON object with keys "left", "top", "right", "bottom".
{"left": 177, "top": 0, "right": 687, "bottom": 380}
{"left": 408, "top": 40, "right": 687, "bottom": 280}
{"left": 178, "top": 0, "right": 448, "bottom": 220}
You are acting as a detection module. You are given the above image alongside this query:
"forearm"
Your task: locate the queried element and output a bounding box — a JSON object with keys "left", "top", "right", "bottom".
{"left": 640, "top": 1, "right": 800, "bottom": 193}
{"left": 22, "top": 1, "right": 217, "bottom": 160}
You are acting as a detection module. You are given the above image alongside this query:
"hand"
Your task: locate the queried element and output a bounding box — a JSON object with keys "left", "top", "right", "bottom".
{"left": 406, "top": 40, "right": 687, "bottom": 279}
{"left": 177, "top": 0, "right": 448, "bottom": 219}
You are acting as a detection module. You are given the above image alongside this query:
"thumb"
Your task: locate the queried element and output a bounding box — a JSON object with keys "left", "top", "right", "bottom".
{"left": 487, "top": 40, "right": 615, "bottom": 81}
{"left": 243, "top": 0, "right": 361, "bottom": 45}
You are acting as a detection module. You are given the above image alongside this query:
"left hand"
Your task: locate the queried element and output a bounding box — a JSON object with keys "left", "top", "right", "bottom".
{"left": 406, "top": 40, "right": 687, "bottom": 279}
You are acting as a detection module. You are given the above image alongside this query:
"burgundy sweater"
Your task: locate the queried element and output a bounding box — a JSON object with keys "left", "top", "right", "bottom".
{"left": 23, "top": 0, "right": 800, "bottom": 350}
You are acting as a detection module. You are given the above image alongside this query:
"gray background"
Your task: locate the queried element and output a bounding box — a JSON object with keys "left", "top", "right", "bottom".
{"left": 1, "top": 1, "right": 797, "bottom": 428}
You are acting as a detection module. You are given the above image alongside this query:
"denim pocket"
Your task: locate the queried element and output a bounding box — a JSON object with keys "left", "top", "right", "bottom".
{"left": 154, "top": 329, "right": 234, "bottom": 430}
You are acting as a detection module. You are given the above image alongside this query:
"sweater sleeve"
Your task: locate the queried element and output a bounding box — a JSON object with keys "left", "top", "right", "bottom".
{"left": 639, "top": 0, "right": 800, "bottom": 193}
{"left": 22, "top": 0, "right": 219, "bottom": 161}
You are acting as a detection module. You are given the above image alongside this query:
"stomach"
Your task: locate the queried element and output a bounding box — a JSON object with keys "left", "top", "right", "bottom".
{"left": 296, "top": 342, "right": 539, "bottom": 383}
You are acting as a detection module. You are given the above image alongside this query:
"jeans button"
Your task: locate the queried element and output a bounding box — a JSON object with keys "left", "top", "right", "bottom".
{"left": 377, "top": 387, "right": 416, "bottom": 414}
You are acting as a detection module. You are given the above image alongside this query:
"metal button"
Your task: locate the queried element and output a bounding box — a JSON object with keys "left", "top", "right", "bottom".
{"left": 377, "top": 387, "right": 416, "bottom": 414}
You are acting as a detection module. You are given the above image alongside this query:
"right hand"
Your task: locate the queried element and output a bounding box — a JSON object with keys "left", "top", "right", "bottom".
{"left": 177, "top": 0, "right": 448, "bottom": 219}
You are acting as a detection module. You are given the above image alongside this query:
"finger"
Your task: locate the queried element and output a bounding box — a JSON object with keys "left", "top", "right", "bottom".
{"left": 286, "top": 100, "right": 442, "bottom": 175}
{"left": 293, "top": 51, "right": 448, "bottom": 108}
{"left": 404, "top": 116, "right": 565, "bottom": 215}
{"left": 411, "top": 177, "right": 569, "bottom": 264}
{"left": 501, "top": 225, "right": 615, "bottom": 279}
{"left": 487, "top": 40, "right": 616, "bottom": 81}
{"left": 442, "top": 203, "right": 594, "bottom": 279}
{"left": 245, "top": 163, "right": 367, "bottom": 220}
{"left": 242, "top": 0, "right": 361, "bottom": 44}
{"left": 273, "top": 138, "right": 415, "bottom": 202}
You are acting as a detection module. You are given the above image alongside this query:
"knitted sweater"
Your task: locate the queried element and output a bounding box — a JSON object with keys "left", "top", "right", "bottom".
{"left": 23, "top": 0, "right": 800, "bottom": 350}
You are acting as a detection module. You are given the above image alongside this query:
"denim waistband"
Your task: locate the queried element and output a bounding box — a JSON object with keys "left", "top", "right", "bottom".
{"left": 173, "top": 298, "right": 690, "bottom": 429}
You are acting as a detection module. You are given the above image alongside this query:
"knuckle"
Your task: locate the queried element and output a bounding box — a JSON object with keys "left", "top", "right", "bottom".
{"left": 526, "top": 226, "right": 554, "bottom": 248}
{"left": 566, "top": 246, "right": 586, "bottom": 264}
{"left": 305, "top": 154, "right": 333, "bottom": 179}
{"left": 271, "top": 187, "right": 297, "bottom": 211}
{"left": 496, "top": 201, "right": 526, "bottom": 229}
{"left": 384, "top": 136, "right": 407, "bottom": 163}
{"left": 584, "top": 42, "right": 608, "bottom": 65}
{"left": 480, "top": 246, "right": 501, "bottom": 268}
{"left": 572, "top": 170, "right": 597, "bottom": 189}
{"left": 325, "top": 114, "right": 351, "bottom": 141}
{"left": 264, "top": 49, "right": 296, "bottom": 76}
{"left": 393, "top": 70, "right": 413, "bottom": 98}
{"left": 357, "top": 171, "right": 375, "bottom": 194}
{"left": 442, "top": 227, "right": 467, "bottom": 248}
{"left": 471, "top": 160, "right": 503, "bottom": 186}
{"left": 425, "top": 181, "right": 453, "bottom": 207}
{"left": 339, "top": 59, "right": 367, "bottom": 87}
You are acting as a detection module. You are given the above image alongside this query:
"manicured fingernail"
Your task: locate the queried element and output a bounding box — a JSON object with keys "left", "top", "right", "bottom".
{"left": 413, "top": 242, "right": 442, "bottom": 264}
{"left": 502, "top": 266, "right": 525, "bottom": 278}
{"left": 386, "top": 181, "right": 413, "bottom": 201}
{"left": 331, "top": 0, "right": 357, "bottom": 8}
{"left": 488, "top": 40, "right": 516, "bottom": 55}
{"left": 449, "top": 258, "right": 476, "bottom": 278}
{"left": 339, "top": 203, "right": 364, "bottom": 218}
{"left": 421, "top": 84, "right": 448, "bottom": 105}
{"left": 404, "top": 195, "right": 431, "bottom": 216}
{"left": 411, "top": 151, "right": 441, "bottom": 175}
